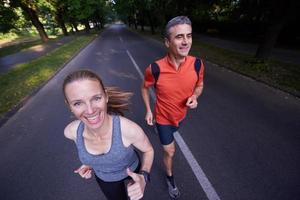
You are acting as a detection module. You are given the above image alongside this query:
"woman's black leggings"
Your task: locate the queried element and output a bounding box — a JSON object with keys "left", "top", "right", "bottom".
{"left": 95, "top": 176, "right": 129, "bottom": 200}
{"left": 95, "top": 162, "right": 141, "bottom": 200}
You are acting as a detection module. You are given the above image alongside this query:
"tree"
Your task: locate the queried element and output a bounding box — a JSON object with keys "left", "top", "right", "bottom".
{"left": 0, "top": 1, "right": 19, "bottom": 33}
{"left": 47, "top": 0, "right": 69, "bottom": 36}
{"left": 255, "top": 0, "right": 299, "bottom": 60}
{"left": 9, "top": 0, "right": 49, "bottom": 42}
{"left": 55, "top": 5, "right": 68, "bottom": 35}
{"left": 64, "top": 0, "right": 105, "bottom": 33}
{"left": 113, "top": 0, "right": 137, "bottom": 27}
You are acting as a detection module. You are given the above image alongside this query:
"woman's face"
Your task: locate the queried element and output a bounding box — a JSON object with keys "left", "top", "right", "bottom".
{"left": 65, "top": 79, "right": 108, "bottom": 129}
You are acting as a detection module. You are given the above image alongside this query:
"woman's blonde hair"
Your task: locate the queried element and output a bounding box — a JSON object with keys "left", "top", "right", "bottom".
{"left": 63, "top": 69, "right": 132, "bottom": 116}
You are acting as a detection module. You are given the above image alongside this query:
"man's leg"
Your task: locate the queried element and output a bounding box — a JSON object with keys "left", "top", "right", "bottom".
{"left": 156, "top": 123, "right": 181, "bottom": 199}
{"left": 163, "top": 141, "right": 176, "bottom": 176}
{"left": 163, "top": 141, "right": 180, "bottom": 199}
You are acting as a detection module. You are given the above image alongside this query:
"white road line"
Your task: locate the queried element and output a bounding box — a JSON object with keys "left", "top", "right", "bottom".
{"left": 126, "top": 49, "right": 221, "bottom": 200}
{"left": 119, "top": 36, "right": 123, "bottom": 43}
{"left": 126, "top": 50, "right": 155, "bottom": 99}
{"left": 174, "top": 131, "right": 221, "bottom": 200}
{"left": 126, "top": 50, "right": 144, "bottom": 78}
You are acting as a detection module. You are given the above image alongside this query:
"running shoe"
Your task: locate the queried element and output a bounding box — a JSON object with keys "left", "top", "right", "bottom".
{"left": 166, "top": 177, "right": 180, "bottom": 199}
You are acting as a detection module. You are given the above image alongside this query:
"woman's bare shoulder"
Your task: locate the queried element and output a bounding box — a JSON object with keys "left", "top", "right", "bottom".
{"left": 119, "top": 116, "right": 144, "bottom": 139}
{"left": 64, "top": 120, "right": 81, "bottom": 141}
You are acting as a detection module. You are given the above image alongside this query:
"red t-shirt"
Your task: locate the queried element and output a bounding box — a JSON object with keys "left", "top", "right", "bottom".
{"left": 143, "top": 55, "right": 204, "bottom": 126}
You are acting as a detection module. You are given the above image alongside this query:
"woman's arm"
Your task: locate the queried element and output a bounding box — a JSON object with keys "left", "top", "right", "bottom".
{"left": 121, "top": 116, "right": 154, "bottom": 172}
{"left": 121, "top": 117, "right": 154, "bottom": 200}
{"left": 64, "top": 120, "right": 93, "bottom": 179}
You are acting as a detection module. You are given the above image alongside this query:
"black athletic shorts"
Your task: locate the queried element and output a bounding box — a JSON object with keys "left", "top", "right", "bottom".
{"left": 156, "top": 121, "right": 183, "bottom": 145}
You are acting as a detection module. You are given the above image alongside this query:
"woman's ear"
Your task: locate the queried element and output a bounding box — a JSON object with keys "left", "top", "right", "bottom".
{"left": 105, "top": 91, "right": 109, "bottom": 103}
{"left": 65, "top": 99, "right": 73, "bottom": 112}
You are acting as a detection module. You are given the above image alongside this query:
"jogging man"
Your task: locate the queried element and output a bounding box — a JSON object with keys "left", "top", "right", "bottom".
{"left": 141, "top": 16, "right": 204, "bottom": 199}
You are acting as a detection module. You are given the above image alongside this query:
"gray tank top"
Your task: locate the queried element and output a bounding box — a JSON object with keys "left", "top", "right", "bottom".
{"left": 76, "top": 115, "right": 139, "bottom": 182}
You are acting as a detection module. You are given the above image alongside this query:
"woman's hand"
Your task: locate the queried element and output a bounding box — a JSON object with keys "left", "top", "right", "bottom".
{"left": 126, "top": 168, "right": 146, "bottom": 200}
{"left": 74, "top": 165, "right": 92, "bottom": 179}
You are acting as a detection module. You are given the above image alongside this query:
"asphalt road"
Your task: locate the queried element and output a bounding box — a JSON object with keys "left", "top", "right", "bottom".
{"left": 0, "top": 24, "right": 299, "bottom": 200}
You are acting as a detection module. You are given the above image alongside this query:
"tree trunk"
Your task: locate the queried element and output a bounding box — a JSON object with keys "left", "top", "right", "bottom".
{"left": 84, "top": 20, "right": 90, "bottom": 33}
{"left": 71, "top": 22, "right": 79, "bottom": 32}
{"left": 134, "top": 21, "right": 137, "bottom": 29}
{"left": 56, "top": 9, "right": 68, "bottom": 36}
{"left": 127, "top": 17, "right": 131, "bottom": 27}
{"left": 141, "top": 24, "right": 144, "bottom": 31}
{"left": 255, "top": 0, "right": 297, "bottom": 60}
{"left": 146, "top": 10, "right": 155, "bottom": 34}
{"left": 139, "top": 11, "right": 145, "bottom": 31}
{"left": 133, "top": 12, "right": 138, "bottom": 29}
{"left": 20, "top": 3, "right": 48, "bottom": 42}
{"left": 95, "top": 21, "right": 101, "bottom": 30}
{"left": 255, "top": 20, "right": 284, "bottom": 60}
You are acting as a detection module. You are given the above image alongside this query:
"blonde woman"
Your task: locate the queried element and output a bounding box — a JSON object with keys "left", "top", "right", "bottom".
{"left": 63, "top": 70, "right": 154, "bottom": 200}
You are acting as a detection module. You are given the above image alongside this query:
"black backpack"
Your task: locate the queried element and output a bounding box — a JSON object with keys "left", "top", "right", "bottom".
{"left": 151, "top": 58, "right": 202, "bottom": 88}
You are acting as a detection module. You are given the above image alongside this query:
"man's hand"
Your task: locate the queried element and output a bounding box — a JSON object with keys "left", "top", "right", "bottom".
{"left": 186, "top": 94, "right": 198, "bottom": 109}
{"left": 74, "top": 165, "right": 92, "bottom": 179}
{"left": 127, "top": 168, "right": 146, "bottom": 200}
{"left": 145, "top": 111, "right": 154, "bottom": 125}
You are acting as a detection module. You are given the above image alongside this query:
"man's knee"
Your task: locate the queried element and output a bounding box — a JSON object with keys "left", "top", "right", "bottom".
{"left": 163, "top": 143, "right": 176, "bottom": 157}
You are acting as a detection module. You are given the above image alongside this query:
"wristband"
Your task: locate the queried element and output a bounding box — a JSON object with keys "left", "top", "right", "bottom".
{"left": 139, "top": 170, "right": 150, "bottom": 183}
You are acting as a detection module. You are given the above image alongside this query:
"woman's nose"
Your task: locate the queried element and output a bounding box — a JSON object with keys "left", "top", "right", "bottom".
{"left": 86, "top": 103, "right": 94, "bottom": 114}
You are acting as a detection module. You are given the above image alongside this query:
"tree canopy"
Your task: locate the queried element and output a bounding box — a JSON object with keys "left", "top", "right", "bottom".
{"left": 1, "top": 0, "right": 299, "bottom": 60}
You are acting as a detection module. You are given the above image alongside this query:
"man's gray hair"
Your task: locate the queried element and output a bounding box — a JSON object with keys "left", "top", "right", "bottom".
{"left": 165, "top": 16, "right": 192, "bottom": 39}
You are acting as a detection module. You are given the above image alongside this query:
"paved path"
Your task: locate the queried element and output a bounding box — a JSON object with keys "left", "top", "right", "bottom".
{"left": 0, "top": 37, "right": 41, "bottom": 48}
{"left": 0, "top": 36, "right": 75, "bottom": 74}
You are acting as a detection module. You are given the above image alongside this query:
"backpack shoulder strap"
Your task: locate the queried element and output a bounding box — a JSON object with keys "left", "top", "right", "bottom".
{"left": 151, "top": 62, "right": 160, "bottom": 88}
{"left": 194, "top": 58, "right": 202, "bottom": 81}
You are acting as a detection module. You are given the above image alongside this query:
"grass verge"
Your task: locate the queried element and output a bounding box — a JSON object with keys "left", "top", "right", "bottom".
{"left": 0, "top": 34, "right": 97, "bottom": 119}
{"left": 191, "top": 42, "right": 300, "bottom": 97}
{"left": 132, "top": 28, "right": 300, "bottom": 97}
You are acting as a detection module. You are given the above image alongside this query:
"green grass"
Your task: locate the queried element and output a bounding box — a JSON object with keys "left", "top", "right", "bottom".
{"left": 191, "top": 42, "right": 300, "bottom": 96}
{"left": 132, "top": 28, "right": 300, "bottom": 97}
{"left": 0, "top": 34, "right": 97, "bottom": 118}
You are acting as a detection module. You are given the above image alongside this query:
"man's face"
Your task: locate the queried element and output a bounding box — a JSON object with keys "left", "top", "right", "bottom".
{"left": 165, "top": 24, "right": 192, "bottom": 59}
